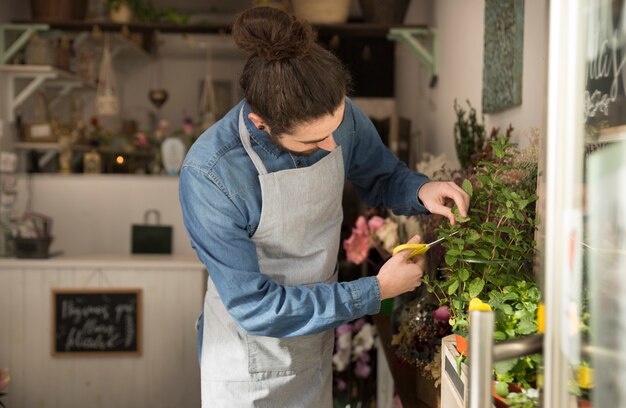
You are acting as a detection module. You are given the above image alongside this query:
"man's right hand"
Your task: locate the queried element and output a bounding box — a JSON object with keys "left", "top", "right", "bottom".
{"left": 376, "top": 234, "right": 425, "bottom": 300}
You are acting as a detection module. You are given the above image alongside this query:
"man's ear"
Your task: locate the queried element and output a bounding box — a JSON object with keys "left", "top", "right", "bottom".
{"left": 247, "top": 113, "right": 268, "bottom": 131}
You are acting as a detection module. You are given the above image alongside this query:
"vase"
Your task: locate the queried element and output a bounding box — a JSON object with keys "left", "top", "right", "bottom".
{"left": 358, "top": 0, "right": 410, "bottom": 24}
{"left": 291, "top": 0, "right": 351, "bottom": 24}
{"left": 160, "top": 137, "right": 187, "bottom": 176}
{"left": 109, "top": 3, "right": 133, "bottom": 23}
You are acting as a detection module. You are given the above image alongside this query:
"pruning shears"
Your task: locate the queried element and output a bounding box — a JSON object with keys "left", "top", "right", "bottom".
{"left": 392, "top": 231, "right": 459, "bottom": 259}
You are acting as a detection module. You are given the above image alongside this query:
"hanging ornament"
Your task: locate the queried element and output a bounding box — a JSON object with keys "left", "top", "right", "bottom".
{"left": 96, "top": 34, "right": 119, "bottom": 116}
{"left": 148, "top": 40, "right": 169, "bottom": 112}
{"left": 199, "top": 44, "right": 217, "bottom": 130}
{"left": 148, "top": 89, "right": 169, "bottom": 109}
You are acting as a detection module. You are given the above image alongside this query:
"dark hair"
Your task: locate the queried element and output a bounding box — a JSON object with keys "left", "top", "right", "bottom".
{"left": 232, "top": 6, "right": 351, "bottom": 136}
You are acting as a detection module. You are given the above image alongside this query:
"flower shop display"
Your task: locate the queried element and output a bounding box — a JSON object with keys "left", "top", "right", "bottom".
{"left": 332, "top": 318, "right": 377, "bottom": 408}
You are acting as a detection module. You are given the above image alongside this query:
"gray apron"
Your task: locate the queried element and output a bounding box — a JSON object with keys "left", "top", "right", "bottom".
{"left": 200, "top": 108, "right": 344, "bottom": 407}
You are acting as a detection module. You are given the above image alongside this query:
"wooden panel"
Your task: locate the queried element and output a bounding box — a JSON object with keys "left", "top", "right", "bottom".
{"left": 0, "top": 264, "right": 203, "bottom": 407}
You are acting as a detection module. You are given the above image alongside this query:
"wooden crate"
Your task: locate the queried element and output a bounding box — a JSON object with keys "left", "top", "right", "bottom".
{"left": 441, "top": 334, "right": 468, "bottom": 408}
{"left": 440, "top": 334, "right": 498, "bottom": 408}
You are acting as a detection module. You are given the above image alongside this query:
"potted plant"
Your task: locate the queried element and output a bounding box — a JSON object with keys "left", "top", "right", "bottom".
{"left": 105, "top": 0, "right": 189, "bottom": 24}
{"left": 424, "top": 133, "right": 541, "bottom": 400}
{"left": 105, "top": 0, "right": 137, "bottom": 23}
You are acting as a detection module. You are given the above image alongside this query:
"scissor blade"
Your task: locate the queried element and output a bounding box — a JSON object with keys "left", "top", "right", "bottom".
{"left": 426, "top": 230, "right": 459, "bottom": 247}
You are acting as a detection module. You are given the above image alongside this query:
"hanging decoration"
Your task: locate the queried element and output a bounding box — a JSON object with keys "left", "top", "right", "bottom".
{"left": 148, "top": 34, "right": 169, "bottom": 113}
{"left": 199, "top": 44, "right": 217, "bottom": 130}
{"left": 96, "top": 34, "right": 119, "bottom": 116}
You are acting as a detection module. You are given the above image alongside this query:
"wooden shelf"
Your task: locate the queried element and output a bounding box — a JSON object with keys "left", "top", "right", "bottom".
{"left": 14, "top": 142, "right": 154, "bottom": 157}
{"left": 14, "top": 19, "right": 427, "bottom": 38}
{"left": 0, "top": 64, "right": 91, "bottom": 83}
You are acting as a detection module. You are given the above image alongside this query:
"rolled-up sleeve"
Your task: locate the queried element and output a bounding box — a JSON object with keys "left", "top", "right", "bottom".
{"left": 179, "top": 164, "right": 381, "bottom": 338}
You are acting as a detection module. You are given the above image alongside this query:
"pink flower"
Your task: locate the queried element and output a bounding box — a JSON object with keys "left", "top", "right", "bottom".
{"left": 367, "top": 216, "right": 385, "bottom": 232}
{"left": 336, "top": 323, "right": 353, "bottom": 337}
{"left": 183, "top": 122, "right": 194, "bottom": 135}
{"left": 343, "top": 216, "right": 371, "bottom": 265}
{"left": 335, "top": 378, "right": 347, "bottom": 391}
{"left": 352, "top": 318, "right": 366, "bottom": 332}
{"left": 0, "top": 368, "right": 10, "bottom": 392}
{"left": 354, "top": 216, "right": 369, "bottom": 235}
{"left": 134, "top": 132, "right": 149, "bottom": 148}
{"left": 358, "top": 352, "right": 370, "bottom": 364}
{"left": 433, "top": 305, "right": 451, "bottom": 321}
{"left": 159, "top": 119, "right": 170, "bottom": 131}
{"left": 354, "top": 360, "right": 371, "bottom": 378}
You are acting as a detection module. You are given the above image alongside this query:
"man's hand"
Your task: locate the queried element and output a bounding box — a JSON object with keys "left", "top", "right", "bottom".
{"left": 418, "top": 181, "right": 470, "bottom": 225}
{"left": 377, "top": 234, "right": 425, "bottom": 300}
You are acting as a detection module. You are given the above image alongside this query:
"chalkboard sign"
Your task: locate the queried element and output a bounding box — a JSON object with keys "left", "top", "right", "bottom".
{"left": 584, "top": 1, "right": 626, "bottom": 140}
{"left": 52, "top": 289, "right": 142, "bottom": 355}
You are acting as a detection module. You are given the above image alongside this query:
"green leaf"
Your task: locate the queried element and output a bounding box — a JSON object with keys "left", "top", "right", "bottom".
{"left": 447, "top": 249, "right": 462, "bottom": 256}
{"left": 445, "top": 254, "right": 458, "bottom": 266}
{"left": 494, "top": 331, "right": 506, "bottom": 341}
{"left": 501, "top": 304, "right": 514, "bottom": 315}
{"left": 493, "top": 144, "right": 505, "bottom": 158}
{"left": 494, "top": 381, "right": 509, "bottom": 397}
{"left": 452, "top": 207, "right": 470, "bottom": 223}
{"left": 517, "top": 318, "right": 538, "bottom": 335}
{"left": 459, "top": 268, "right": 470, "bottom": 282}
{"left": 494, "top": 359, "right": 517, "bottom": 375}
{"left": 448, "top": 280, "right": 459, "bottom": 295}
{"left": 462, "top": 178, "right": 474, "bottom": 198}
{"left": 468, "top": 278, "right": 485, "bottom": 298}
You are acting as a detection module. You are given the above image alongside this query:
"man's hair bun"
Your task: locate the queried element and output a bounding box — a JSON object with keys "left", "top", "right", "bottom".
{"left": 232, "top": 6, "right": 315, "bottom": 62}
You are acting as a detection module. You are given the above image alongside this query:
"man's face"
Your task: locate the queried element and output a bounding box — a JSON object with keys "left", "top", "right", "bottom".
{"left": 269, "top": 101, "right": 345, "bottom": 156}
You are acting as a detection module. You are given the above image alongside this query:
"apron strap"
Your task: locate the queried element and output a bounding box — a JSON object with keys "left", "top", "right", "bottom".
{"left": 239, "top": 108, "right": 268, "bottom": 176}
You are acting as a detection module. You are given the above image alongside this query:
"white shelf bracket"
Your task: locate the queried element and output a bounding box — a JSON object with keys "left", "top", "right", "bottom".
{"left": 0, "top": 23, "right": 49, "bottom": 65}
{"left": 388, "top": 28, "right": 439, "bottom": 88}
{"left": 47, "top": 82, "right": 82, "bottom": 109}
{"left": 6, "top": 72, "right": 55, "bottom": 122}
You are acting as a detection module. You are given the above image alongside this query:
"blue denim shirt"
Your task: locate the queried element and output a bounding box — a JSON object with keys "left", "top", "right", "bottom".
{"left": 179, "top": 97, "right": 430, "bottom": 339}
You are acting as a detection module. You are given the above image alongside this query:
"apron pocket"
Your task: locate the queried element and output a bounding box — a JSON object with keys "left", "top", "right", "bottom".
{"left": 247, "top": 332, "right": 326, "bottom": 375}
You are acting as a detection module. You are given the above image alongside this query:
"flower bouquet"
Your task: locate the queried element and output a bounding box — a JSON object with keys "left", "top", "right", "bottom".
{"left": 332, "top": 318, "right": 377, "bottom": 408}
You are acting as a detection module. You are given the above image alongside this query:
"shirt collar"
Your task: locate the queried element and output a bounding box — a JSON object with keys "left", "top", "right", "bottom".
{"left": 242, "top": 101, "right": 282, "bottom": 158}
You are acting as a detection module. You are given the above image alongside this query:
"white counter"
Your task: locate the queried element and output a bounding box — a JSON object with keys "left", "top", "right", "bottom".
{"left": 0, "top": 253, "right": 206, "bottom": 408}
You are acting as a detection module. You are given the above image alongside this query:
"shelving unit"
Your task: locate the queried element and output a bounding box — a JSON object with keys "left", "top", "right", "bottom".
{"left": 1, "top": 65, "right": 95, "bottom": 122}
{"left": 10, "top": 20, "right": 439, "bottom": 85}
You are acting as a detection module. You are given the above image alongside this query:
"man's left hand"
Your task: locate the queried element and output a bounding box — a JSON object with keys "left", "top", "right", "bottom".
{"left": 418, "top": 181, "right": 470, "bottom": 225}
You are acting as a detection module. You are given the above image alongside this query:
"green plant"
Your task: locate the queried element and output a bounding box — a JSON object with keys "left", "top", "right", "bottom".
{"left": 423, "top": 134, "right": 541, "bottom": 388}
{"left": 453, "top": 99, "right": 486, "bottom": 169}
{"left": 504, "top": 388, "right": 540, "bottom": 408}
{"left": 105, "top": 0, "right": 189, "bottom": 24}
{"left": 425, "top": 134, "right": 538, "bottom": 333}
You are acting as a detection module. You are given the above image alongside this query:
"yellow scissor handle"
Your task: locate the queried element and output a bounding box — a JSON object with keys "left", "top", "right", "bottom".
{"left": 392, "top": 243, "right": 430, "bottom": 259}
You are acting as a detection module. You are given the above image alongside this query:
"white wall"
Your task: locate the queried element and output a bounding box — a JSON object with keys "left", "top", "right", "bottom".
{"left": 0, "top": 260, "right": 203, "bottom": 408}
{"left": 396, "top": 0, "right": 549, "bottom": 166}
{"left": 13, "top": 174, "right": 195, "bottom": 256}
